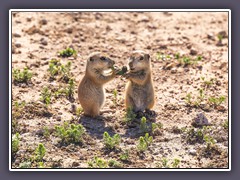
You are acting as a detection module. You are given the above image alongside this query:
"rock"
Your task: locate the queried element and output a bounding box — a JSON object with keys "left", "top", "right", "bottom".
{"left": 40, "top": 19, "right": 47, "bottom": 25}
{"left": 190, "top": 49, "right": 198, "bottom": 55}
{"left": 194, "top": 112, "right": 210, "bottom": 126}
{"left": 41, "top": 38, "right": 48, "bottom": 46}
{"left": 15, "top": 42, "right": 21, "bottom": 48}
{"left": 189, "top": 149, "right": 197, "bottom": 156}
{"left": 66, "top": 27, "right": 73, "bottom": 34}
{"left": 13, "top": 33, "right": 21, "bottom": 38}
{"left": 207, "top": 33, "right": 215, "bottom": 40}
{"left": 72, "top": 161, "right": 79, "bottom": 167}
{"left": 26, "top": 16, "right": 32, "bottom": 22}
{"left": 171, "top": 68, "right": 177, "bottom": 74}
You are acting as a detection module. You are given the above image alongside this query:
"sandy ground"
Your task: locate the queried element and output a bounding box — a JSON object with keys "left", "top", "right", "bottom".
{"left": 11, "top": 11, "right": 229, "bottom": 169}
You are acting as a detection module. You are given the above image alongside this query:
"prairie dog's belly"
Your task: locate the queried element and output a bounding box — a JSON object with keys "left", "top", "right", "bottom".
{"left": 131, "top": 85, "right": 147, "bottom": 110}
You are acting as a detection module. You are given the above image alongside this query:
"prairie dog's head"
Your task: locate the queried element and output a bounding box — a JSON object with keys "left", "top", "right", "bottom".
{"left": 128, "top": 50, "right": 150, "bottom": 72}
{"left": 86, "top": 52, "right": 115, "bottom": 76}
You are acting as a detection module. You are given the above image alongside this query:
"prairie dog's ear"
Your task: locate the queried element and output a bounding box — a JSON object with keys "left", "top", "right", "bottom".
{"left": 144, "top": 53, "right": 150, "bottom": 60}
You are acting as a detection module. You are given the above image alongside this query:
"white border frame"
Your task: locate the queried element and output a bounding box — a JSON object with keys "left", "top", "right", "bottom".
{"left": 9, "top": 9, "right": 231, "bottom": 172}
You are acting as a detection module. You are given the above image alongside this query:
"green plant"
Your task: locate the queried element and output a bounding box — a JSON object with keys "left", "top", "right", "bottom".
{"left": 65, "top": 78, "right": 75, "bottom": 98}
{"left": 175, "top": 53, "right": 180, "bottom": 59}
{"left": 108, "top": 159, "right": 123, "bottom": 168}
{"left": 208, "top": 96, "right": 226, "bottom": 106}
{"left": 172, "top": 158, "right": 180, "bottom": 168}
{"left": 222, "top": 120, "right": 228, "bottom": 130}
{"left": 48, "top": 59, "right": 72, "bottom": 81}
{"left": 182, "top": 56, "right": 191, "bottom": 65}
{"left": 124, "top": 107, "right": 136, "bottom": 124}
{"left": 43, "top": 127, "right": 50, "bottom": 139}
{"left": 19, "top": 161, "right": 32, "bottom": 168}
{"left": 48, "top": 59, "right": 61, "bottom": 77}
{"left": 103, "top": 131, "right": 121, "bottom": 150}
{"left": 38, "top": 162, "right": 45, "bottom": 168}
{"left": 140, "top": 117, "right": 148, "bottom": 133}
{"left": 88, "top": 156, "right": 108, "bottom": 168}
{"left": 161, "top": 158, "right": 169, "bottom": 168}
{"left": 12, "top": 133, "right": 20, "bottom": 154}
{"left": 76, "top": 107, "right": 83, "bottom": 118}
{"left": 120, "top": 150, "right": 129, "bottom": 161}
{"left": 55, "top": 122, "right": 85, "bottom": 145}
{"left": 40, "top": 87, "right": 52, "bottom": 105}
{"left": 185, "top": 93, "right": 192, "bottom": 105}
{"left": 112, "top": 89, "right": 118, "bottom": 105}
{"left": 152, "top": 122, "right": 163, "bottom": 132}
{"left": 59, "top": 47, "right": 77, "bottom": 57}
{"left": 203, "top": 134, "right": 216, "bottom": 150}
{"left": 13, "top": 67, "right": 33, "bottom": 84}
{"left": 34, "top": 143, "right": 46, "bottom": 162}
{"left": 137, "top": 133, "right": 153, "bottom": 152}
{"left": 186, "top": 128, "right": 204, "bottom": 144}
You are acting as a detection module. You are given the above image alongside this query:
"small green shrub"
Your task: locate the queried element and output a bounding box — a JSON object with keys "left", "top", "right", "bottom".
{"left": 12, "top": 133, "right": 20, "bottom": 154}
{"left": 140, "top": 117, "right": 148, "bottom": 133}
{"left": 40, "top": 87, "right": 52, "bottom": 105}
{"left": 137, "top": 133, "right": 153, "bottom": 152}
{"left": 88, "top": 156, "right": 108, "bottom": 168}
{"left": 172, "top": 158, "right": 180, "bottom": 168}
{"left": 19, "top": 161, "right": 32, "bottom": 168}
{"left": 34, "top": 143, "right": 46, "bottom": 162}
{"left": 55, "top": 122, "right": 85, "bottom": 145}
{"left": 222, "top": 120, "right": 228, "bottom": 130}
{"left": 59, "top": 47, "right": 77, "bottom": 57}
{"left": 120, "top": 150, "right": 129, "bottom": 161}
{"left": 103, "top": 132, "right": 121, "bottom": 150}
{"left": 112, "top": 89, "right": 118, "bottom": 105}
{"left": 65, "top": 78, "right": 75, "bottom": 98}
{"left": 108, "top": 159, "right": 123, "bottom": 168}
{"left": 124, "top": 107, "right": 136, "bottom": 124}
{"left": 13, "top": 67, "right": 32, "bottom": 84}
{"left": 48, "top": 59, "right": 72, "bottom": 81}
{"left": 208, "top": 96, "right": 226, "bottom": 106}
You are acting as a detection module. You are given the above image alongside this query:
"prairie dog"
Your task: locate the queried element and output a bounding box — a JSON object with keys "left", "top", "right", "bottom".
{"left": 124, "top": 50, "right": 155, "bottom": 112}
{"left": 78, "top": 52, "right": 116, "bottom": 117}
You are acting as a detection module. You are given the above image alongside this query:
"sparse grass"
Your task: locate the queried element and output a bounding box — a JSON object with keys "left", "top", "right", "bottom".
{"left": 34, "top": 143, "right": 46, "bottom": 162}
{"left": 161, "top": 158, "right": 169, "bottom": 168}
{"left": 12, "top": 133, "right": 20, "bottom": 154}
{"left": 201, "top": 77, "right": 215, "bottom": 88}
{"left": 124, "top": 107, "right": 136, "bottom": 124}
{"left": 40, "top": 87, "right": 52, "bottom": 105}
{"left": 88, "top": 156, "right": 108, "bottom": 168}
{"left": 204, "top": 134, "right": 216, "bottom": 150}
{"left": 76, "top": 107, "right": 83, "bottom": 118}
{"left": 178, "top": 55, "right": 202, "bottom": 66}
{"left": 185, "top": 93, "right": 192, "bottom": 105}
{"left": 103, "top": 132, "right": 121, "bottom": 150}
{"left": 65, "top": 78, "right": 75, "bottom": 98}
{"left": 13, "top": 67, "right": 33, "bottom": 84}
{"left": 55, "top": 122, "right": 85, "bottom": 145}
{"left": 137, "top": 133, "right": 153, "bottom": 153}
{"left": 59, "top": 47, "right": 77, "bottom": 57}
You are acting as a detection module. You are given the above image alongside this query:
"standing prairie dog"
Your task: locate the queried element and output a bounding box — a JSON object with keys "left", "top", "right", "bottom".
{"left": 124, "top": 50, "right": 155, "bottom": 112}
{"left": 78, "top": 52, "right": 116, "bottom": 117}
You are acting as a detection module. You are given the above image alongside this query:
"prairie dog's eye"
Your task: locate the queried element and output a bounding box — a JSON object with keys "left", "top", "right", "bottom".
{"left": 89, "top": 57, "right": 94, "bottom": 62}
{"left": 139, "top": 56, "right": 144, "bottom": 60}
{"left": 100, "top": 56, "right": 106, "bottom": 61}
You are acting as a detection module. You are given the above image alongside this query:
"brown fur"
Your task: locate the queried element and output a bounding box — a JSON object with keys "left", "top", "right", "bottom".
{"left": 78, "top": 52, "right": 116, "bottom": 117}
{"left": 124, "top": 50, "right": 155, "bottom": 112}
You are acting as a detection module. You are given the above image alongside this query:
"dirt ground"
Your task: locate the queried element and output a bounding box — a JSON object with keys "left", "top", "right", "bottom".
{"left": 11, "top": 11, "right": 229, "bottom": 169}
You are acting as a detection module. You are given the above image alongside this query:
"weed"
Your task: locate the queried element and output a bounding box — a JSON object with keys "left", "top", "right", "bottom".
{"left": 208, "top": 96, "right": 226, "bottom": 106}
{"left": 59, "top": 47, "right": 77, "bottom": 57}
{"left": 12, "top": 133, "right": 20, "bottom": 154}
{"left": 112, "top": 89, "right": 118, "bottom": 105}
{"left": 76, "top": 107, "right": 83, "bottom": 118}
{"left": 140, "top": 117, "right": 148, "bottom": 133}
{"left": 103, "top": 131, "right": 121, "bottom": 150}
{"left": 172, "top": 158, "right": 180, "bottom": 168}
{"left": 120, "top": 150, "right": 129, "bottom": 161}
{"left": 182, "top": 56, "right": 191, "bottom": 65}
{"left": 48, "top": 59, "right": 61, "bottom": 77}
{"left": 34, "top": 143, "right": 46, "bottom": 162}
{"left": 40, "top": 87, "right": 52, "bottom": 105}
{"left": 13, "top": 67, "right": 33, "bottom": 84}
{"left": 222, "top": 120, "right": 228, "bottom": 130}
{"left": 186, "top": 128, "right": 204, "bottom": 144}
{"left": 201, "top": 77, "right": 215, "bottom": 87}
{"left": 108, "top": 159, "right": 123, "bottom": 168}
{"left": 65, "top": 78, "right": 75, "bottom": 98}
{"left": 55, "top": 122, "right": 85, "bottom": 145}
{"left": 156, "top": 52, "right": 166, "bottom": 60}
{"left": 124, "top": 107, "right": 136, "bottom": 124}
{"left": 175, "top": 53, "right": 180, "bottom": 59}
{"left": 43, "top": 127, "right": 50, "bottom": 139}
{"left": 217, "top": 34, "right": 223, "bottom": 42}
{"left": 151, "top": 122, "right": 163, "bottom": 133}
{"left": 19, "top": 161, "right": 32, "bottom": 168}
{"left": 161, "top": 158, "right": 169, "bottom": 168}
{"left": 38, "top": 162, "right": 45, "bottom": 168}
{"left": 137, "top": 133, "right": 153, "bottom": 153}
{"left": 204, "top": 134, "right": 216, "bottom": 150}
{"left": 185, "top": 93, "right": 192, "bottom": 105}
{"left": 88, "top": 156, "right": 108, "bottom": 168}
